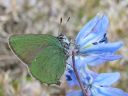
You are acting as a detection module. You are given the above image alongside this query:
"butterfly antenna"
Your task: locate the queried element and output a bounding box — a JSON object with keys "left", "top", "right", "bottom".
{"left": 58, "top": 18, "right": 63, "bottom": 35}
{"left": 65, "top": 17, "right": 70, "bottom": 25}
{"left": 61, "top": 17, "right": 70, "bottom": 35}
{"left": 66, "top": 17, "right": 70, "bottom": 24}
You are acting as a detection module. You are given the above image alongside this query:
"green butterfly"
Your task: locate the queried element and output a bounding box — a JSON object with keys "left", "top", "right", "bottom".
{"left": 9, "top": 34, "right": 70, "bottom": 84}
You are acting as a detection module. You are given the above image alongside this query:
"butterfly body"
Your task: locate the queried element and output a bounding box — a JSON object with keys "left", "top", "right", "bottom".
{"left": 57, "top": 33, "right": 70, "bottom": 57}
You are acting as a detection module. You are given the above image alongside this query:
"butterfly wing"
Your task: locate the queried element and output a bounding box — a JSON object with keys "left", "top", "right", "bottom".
{"left": 9, "top": 34, "right": 66, "bottom": 84}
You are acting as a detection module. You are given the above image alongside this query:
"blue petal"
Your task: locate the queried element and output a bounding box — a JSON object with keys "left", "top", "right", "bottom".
{"left": 91, "top": 87, "right": 128, "bottom": 96}
{"left": 66, "top": 90, "right": 83, "bottom": 96}
{"left": 82, "top": 54, "right": 122, "bottom": 66}
{"left": 97, "top": 53, "right": 122, "bottom": 61}
{"left": 80, "top": 67, "right": 98, "bottom": 86}
{"left": 65, "top": 69, "right": 79, "bottom": 87}
{"left": 74, "top": 53, "right": 122, "bottom": 67}
{"left": 75, "top": 56, "right": 90, "bottom": 69}
{"left": 75, "top": 13, "right": 109, "bottom": 47}
{"left": 66, "top": 56, "right": 88, "bottom": 70}
{"left": 74, "top": 55, "right": 102, "bottom": 66}
{"left": 93, "top": 72, "right": 120, "bottom": 86}
{"left": 79, "top": 41, "right": 123, "bottom": 54}
{"left": 90, "top": 87, "right": 104, "bottom": 96}
{"left": 83, "top": 33, "right": 108, "bottom": 47}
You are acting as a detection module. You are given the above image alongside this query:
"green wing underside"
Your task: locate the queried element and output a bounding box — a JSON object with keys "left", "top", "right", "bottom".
{"left": 30, "top": 46, "right": 65, "bottom": 84}
{"left": 9, "top": 34, "right": 66, "bottom": 84}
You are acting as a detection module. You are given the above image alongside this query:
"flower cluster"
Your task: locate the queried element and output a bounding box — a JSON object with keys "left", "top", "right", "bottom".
{"left": 65, "top": 13, "right": 128, "bottom": 96}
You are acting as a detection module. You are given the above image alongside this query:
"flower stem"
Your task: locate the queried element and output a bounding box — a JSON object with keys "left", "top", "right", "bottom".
{"left": 72, "top": 51, "right": 88, "bottom": 96}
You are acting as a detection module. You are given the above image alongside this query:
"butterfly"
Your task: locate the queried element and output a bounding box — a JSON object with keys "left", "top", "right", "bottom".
{"left": 9, "top": 33, "right": 70, "bottom": 84}
{"left": 9, "top": 13, "right": 113, "bottom": 84}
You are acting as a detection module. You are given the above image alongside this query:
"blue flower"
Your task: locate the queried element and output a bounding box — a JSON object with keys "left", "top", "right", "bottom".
{"left": 74, "top": 13, "right": 123, "bottom": 66}
{"left": 66, "top": 56, "right": 128, "bottom": 96}
{"left": 65, "top": 13, "right": 127, "bottom": 96}
{"left": 66, "top": 69, "right": 128, "bottom": 96}
{"left": 65, "top": 53, "right": 121, "bottom": 87}
{"left": 67, "top": 53, "right": 122, "bottom": 68}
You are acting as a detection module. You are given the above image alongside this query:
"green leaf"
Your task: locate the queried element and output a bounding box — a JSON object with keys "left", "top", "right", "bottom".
{"left": 9, "top": 34, "right": 66, "bottom": 84}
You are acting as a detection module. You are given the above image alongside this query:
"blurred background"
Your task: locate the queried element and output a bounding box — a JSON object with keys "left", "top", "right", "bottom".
{"left": 0, "top": 0, "right": 128, "bottom": 96}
